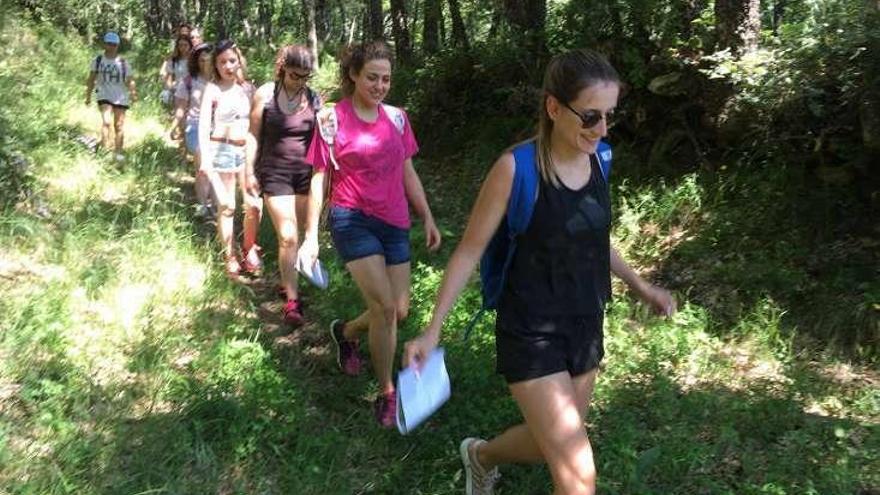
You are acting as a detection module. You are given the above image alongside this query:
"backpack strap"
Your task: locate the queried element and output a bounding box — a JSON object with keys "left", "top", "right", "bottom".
{"left": 184, "top": 75, "right": 193, "bottom": 93}
{"left": 120, "top": 58, "right": 128, "bottom": 81}
{"left": 596, "top": 140, "right": 612, "bottom": 182}
{"left": 381, "top": 104, "right": 406, "bottom": 135}
{"left": 315, "top": 104, "right": 340, "bottom": 170}
{"left": 94, "top": 55, "right": 102, "bottom": 72}
{"left": 463, "top": 140, "right": 539, "bottom": 340}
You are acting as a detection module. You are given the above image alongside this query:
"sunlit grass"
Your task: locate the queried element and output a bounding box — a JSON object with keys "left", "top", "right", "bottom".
{"left": 1, "top": 11, "right": 877, "bottom": 495}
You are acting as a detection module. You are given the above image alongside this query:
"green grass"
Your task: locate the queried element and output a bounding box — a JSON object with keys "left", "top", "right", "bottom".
{"left": 1, "top": 12, "right": 878, "bottom": 495}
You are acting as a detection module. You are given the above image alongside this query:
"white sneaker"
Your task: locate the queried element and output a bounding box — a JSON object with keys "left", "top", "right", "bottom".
{"left": 114, "top": 153, "right": 126, "bottom": 162}
{"left": 460, "top": 438, "right": 500, "bottom": 495}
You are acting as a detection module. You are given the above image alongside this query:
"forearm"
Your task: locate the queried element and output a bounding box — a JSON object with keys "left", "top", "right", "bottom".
{"left": 304, "top": 171, "right": 326, "bottom": 237}
{"left": 404, "top": 161, "right": 434, "bottom": 222}
{"left": 610, "top": 247, "right": 650, "bottom": 297}
{"left": 171, "top": 103, "right": 186, "bottom": 130}
{"left": 84, "top": 74, "right": 96, "bottom": 98}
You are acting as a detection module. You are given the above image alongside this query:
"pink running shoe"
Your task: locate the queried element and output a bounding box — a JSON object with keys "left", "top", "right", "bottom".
{"left": 283, "top": 299, "right": 304, "bottom": 327}
{"left": 374, "top": 391, "right": 397, "bottom": 429}
{"left": 329, "top": 319, "right": 361, "bottom": 376}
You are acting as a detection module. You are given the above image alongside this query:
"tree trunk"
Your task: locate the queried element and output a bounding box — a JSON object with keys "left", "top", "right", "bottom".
{"left": 862, "top": 0, "right": 880, "bottom": 154}
{"left": 771, "top": 0, "right": 787, "bottom": 36}
{"left": 714, "top": 0, "right": 761, "bottom": 54}
{"left": 502, "top": 0, "right": 546, "bottom": 54}
{"left": 448, "top": 0, "right": 470, "bottom": 50}
{"left": 316, "top": 0, "right": 329, "bottom": 43}
{"left": 389, "top": 0, "right": 412, "bottom": 63}
{"left": 257, "top": 0, "right": 272, "bottom": 41}
{"left": 366, "top": 0, "right": 383, "bottom": 40}
{"left": 423, "top": 0, "right": 442, "bottom": 54}
{"left": 304, "top": 0, "right": 320, "bottom": 68}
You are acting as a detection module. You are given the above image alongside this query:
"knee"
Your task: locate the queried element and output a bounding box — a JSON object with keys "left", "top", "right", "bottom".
{"left": 277, "top": 232, "right": 297, "bottom": 250}
{"left": 370, "top": 302, "right": 397, "bottom": 327}
{"left": 114, "top": 122, "right": 124, "bottom": 133}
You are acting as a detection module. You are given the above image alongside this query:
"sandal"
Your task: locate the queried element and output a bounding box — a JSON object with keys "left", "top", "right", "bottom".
{"left": 241, "top": 244, "right": 263, "bottom": 276}
{"left": 225, "top": 256, "right": 241, "bottom": 279}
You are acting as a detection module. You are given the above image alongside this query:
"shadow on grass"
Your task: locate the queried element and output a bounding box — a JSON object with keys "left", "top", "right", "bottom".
{"left": 649, "top": 163, "right": 879, "bottom": 360}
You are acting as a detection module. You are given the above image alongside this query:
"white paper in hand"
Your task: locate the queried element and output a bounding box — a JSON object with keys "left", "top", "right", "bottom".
{"left": 396, "top": 348, "right": 451, "bottom": 435}
{"left": 295, "top": 251, "right": 329, "bottom": 289}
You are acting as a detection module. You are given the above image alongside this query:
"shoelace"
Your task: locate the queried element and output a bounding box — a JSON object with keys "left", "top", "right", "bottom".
{"left": 472, "top": 465, "right": 500, "bottom": 494}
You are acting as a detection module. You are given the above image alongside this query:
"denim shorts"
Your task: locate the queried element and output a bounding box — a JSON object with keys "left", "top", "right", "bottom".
{"left": 211, "top": 142, "right": 245, "bottom": 172}
{"left": 185, "top": 122, "right": 199, "bottom": 154}
{"left": 329, "top": 206, "right": 410, "bottom": 265}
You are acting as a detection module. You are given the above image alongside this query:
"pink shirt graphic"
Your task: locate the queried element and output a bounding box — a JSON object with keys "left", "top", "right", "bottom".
{"left": 307, "top": 98, "right": 419, "bottom": 229}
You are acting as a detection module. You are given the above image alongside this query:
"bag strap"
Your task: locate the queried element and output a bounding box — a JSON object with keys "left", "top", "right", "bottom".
{"left": 381, "top": 103, "right": 406, "bottom": 134}
{"left": 462, "top": 140, "right": 540, "bottom": 340}
{"left": 596, "top": 140, "right": 612, "bottom": 182}
{"left": 315, "top": 104, "right": 340, "bottom": 170}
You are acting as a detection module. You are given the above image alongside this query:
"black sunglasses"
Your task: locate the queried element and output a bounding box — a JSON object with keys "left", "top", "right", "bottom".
{"left": 286, "top": 69, "right": 313, "bottom": 81}
{"left": 560, "top": 100, "right": 615, "bottom": 129}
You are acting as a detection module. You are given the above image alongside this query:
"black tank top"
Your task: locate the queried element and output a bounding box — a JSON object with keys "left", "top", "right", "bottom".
{"left": 256, "top": 85, "right": 316, "bottom": 172}
{"left": 499, "top": 154, "right": 612, "bottom": 318}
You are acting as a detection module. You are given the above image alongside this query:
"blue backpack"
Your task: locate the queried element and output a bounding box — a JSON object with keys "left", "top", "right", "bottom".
{"left": 463, "top": 138, "right": 613, "bottom": 339}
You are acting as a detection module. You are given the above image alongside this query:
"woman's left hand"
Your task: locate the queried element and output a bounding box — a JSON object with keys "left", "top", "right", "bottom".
{"left": 640, "top": 284, "right": 677, "bottom": 317}
{"left": 424, "top": 216, "right": 442, "bottom": 252}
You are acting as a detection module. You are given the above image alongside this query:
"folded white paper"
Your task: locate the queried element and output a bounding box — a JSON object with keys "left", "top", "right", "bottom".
{"left": 396, "top": 348, "right": 451, "bottom": 435}
{"left": 295, "top": 253, "right": 329, "bottom": 289}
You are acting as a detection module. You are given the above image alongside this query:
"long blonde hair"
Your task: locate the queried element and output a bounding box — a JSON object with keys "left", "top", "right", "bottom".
{"left": 535, "top": 49, "right": 620, "bottom": 186}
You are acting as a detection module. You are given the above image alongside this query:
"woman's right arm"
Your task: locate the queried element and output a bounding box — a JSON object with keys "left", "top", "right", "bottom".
{"left": 402, "top": 151, "right": 515, "bottom": 368}
{"left": 198, "top": 83, "right": 217, "bottom": 171}
{"left": 84, "top": 71, "right": 96, "bottom": 105}
{"left": 160, "top": 60, "right": 172, "bottom": 89}
{"left": 298, "top": 168, "right": 327, "bottom": 264}
{"left": 169, "top": 81, "right": 187, "bottom": 139}
{"left": 245, "top": 84, "right": 269, "bottom": 196}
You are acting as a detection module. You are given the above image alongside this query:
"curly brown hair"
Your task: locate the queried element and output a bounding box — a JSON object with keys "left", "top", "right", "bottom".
{"left": 273, "top": 45, "right": 315, "bottom": 82}
{"left": 339, "top": 40, "right": 393, "bottom": 97}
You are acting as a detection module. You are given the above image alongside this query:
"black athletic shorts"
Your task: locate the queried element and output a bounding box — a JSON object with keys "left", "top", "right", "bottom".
{"left": 495, "top": 310, "right": 605, "bottom": 384}
{"left": 97, "top": 100, "right": 129, "bottom": 110}
{"left": 257, "top": 163, "right": 312, "bottom": 196}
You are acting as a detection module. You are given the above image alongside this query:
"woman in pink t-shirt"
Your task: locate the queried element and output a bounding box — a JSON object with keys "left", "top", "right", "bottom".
{"left": 302, "top": 41, "right": 441, "bottom": 428}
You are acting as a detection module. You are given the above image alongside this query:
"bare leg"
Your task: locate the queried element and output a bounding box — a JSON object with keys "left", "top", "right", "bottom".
{"left": 265, "top": 195, "right": 300, "bottom": 300}
{"left": 342, "top": 262, "right": 410, "bottom": 339}
{"left": 475, "top": 370, "right": 599, "bottom": 495}
{"left": 239, "top": 168, "right": 263, "bottom": 253}
{"left": 295, "top": 194, "right": 309, "bottom": 235}
{"left": 345, "top": 255, "right": 397, "bottom": 394}
{"left": 217, "top": 171, "right": 238, "bottom": 263}
{"left": 98, "top": 104, "right": 113, "bottom": 151}
{"left": 113, "top": 107, "right": 126, "bottom": 154}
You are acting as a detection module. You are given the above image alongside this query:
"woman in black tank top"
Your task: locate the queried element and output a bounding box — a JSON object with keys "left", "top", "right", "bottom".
{"left": 403, "top": 50, "right": 677, "bottom": 495}
{"left": 245, "top": 45, "right": 319, "bottom": 326}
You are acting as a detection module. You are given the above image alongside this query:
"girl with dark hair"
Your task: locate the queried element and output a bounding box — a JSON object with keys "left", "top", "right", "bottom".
{"left": 403, "top": 49, "right": 676, "bottom": 494}
{"left": 302, "top": 40, "right": 441, "bottom": 428}
{"left": 169, "top": 42, "right": 214, "bottom": 216}
{"left": 198, "top": 40, "right": 260, "bottom": 277}
{"left": 245, "top": 45, "right": 322, "bottom": 325}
